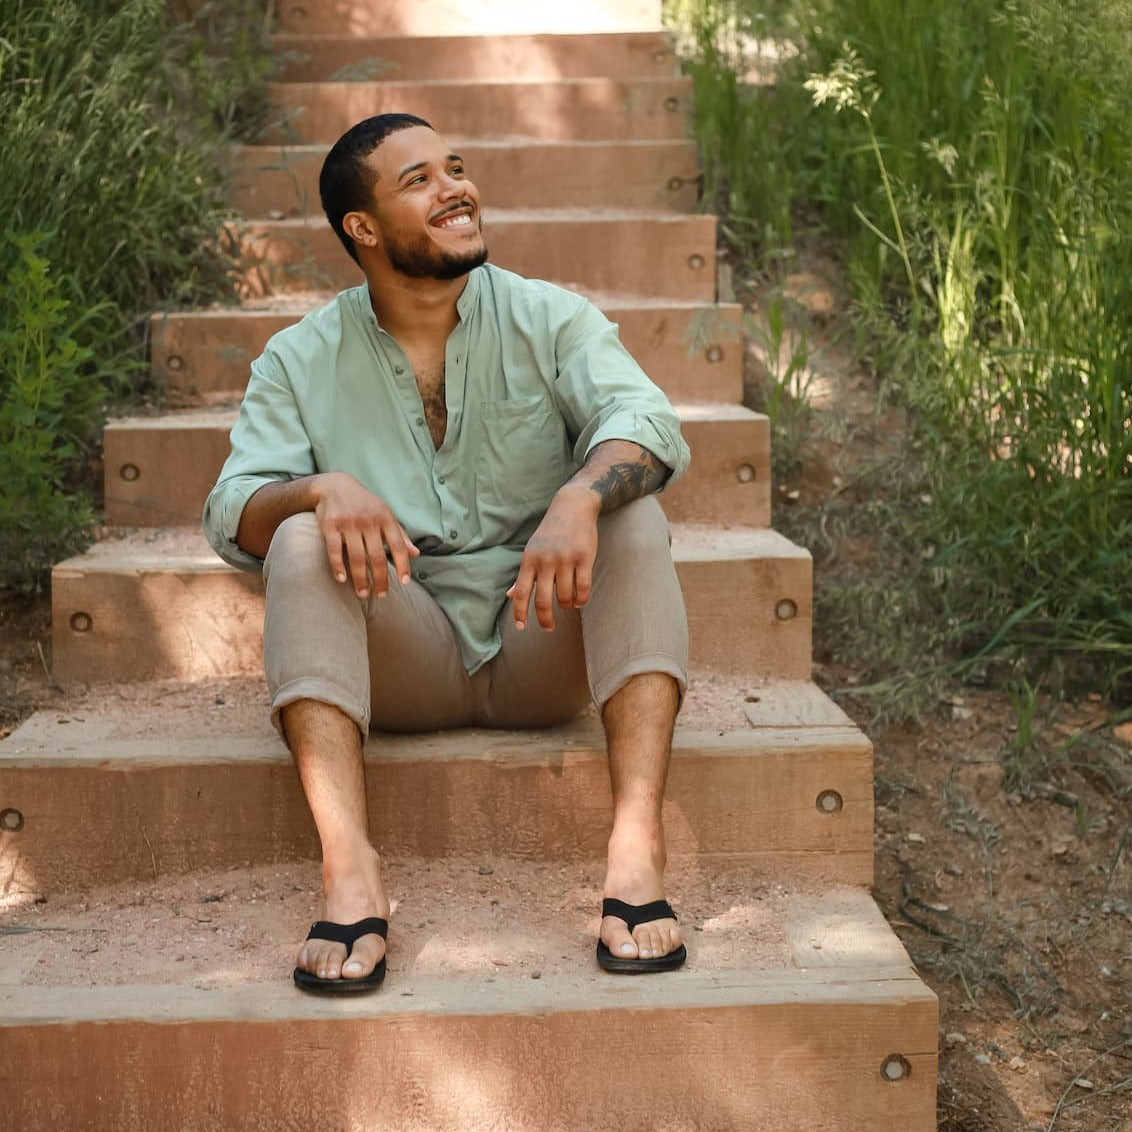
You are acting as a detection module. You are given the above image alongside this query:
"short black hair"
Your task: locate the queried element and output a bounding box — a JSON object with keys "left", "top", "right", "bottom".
{"left": 319, "top": 113, "right": 433, "bottom": 264}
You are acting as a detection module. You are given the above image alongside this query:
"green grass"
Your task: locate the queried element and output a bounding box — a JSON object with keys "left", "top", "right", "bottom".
{"left": 0, "top": 0, "right": 274, "bottom": 592}
{"left": 667, "top": 0, "right": 1132, "bottom": 713}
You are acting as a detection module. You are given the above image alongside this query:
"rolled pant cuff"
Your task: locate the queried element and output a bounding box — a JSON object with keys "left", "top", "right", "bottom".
{"left": 591, "top": 654, "right": 688, "bottom": 711}
{"left": 270, "top": 677, "right": 370, "bottom": 743}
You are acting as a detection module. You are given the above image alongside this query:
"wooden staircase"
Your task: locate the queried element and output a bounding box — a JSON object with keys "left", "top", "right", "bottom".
{"left": 0, "top": 4, "right": 938, "bottom": 1128}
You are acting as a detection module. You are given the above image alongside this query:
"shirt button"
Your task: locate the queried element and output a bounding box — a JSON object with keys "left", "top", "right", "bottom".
{"left": 395, "top": 366, "right": 404, "bottom": 374}
{"left": 417, "top": 570, "right": 428, "bottom": 580}
{"left": 437, "top": 475, "right": 446, "bottom": 484}
{"left": 416, "top": 416, "right": 425, "bottom": 426}
{"left": 449, "top": 529, "right": 458, "bottom": 540}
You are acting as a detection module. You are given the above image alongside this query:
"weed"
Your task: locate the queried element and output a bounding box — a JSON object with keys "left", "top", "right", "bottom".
{"left": 0, "top": 233, "right": 107, "bottom": 591}
{"left": 0, "top": 0, "right": 273, "bottom": 589}
{"left": 668, "top": 0, "right": 1132, "bottom": 710}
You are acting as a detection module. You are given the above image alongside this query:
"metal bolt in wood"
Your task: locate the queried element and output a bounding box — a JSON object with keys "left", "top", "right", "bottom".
{"left": 166, "top": 354, "right": 184, "bottom": 371}
{"left": 881, "top": 1055, "right": 911, "bottom": 1082}
{"left": 667, "top": 176, "right": 684, "bottom": 191}
{"left": 70, "top": 612, "right": 93, "bottom": 633}
{"left": 663, "top": 96, "right": 680, "bottom": 112}
{"left": 687, "top": 253, "right": 705, "bottom": 270}
{"left": 120, "top": 464, "right": 140, "bottom": 482}
{"left": 0, "top": 808, "right": 24, "bottom": 833}
{"left": 816, "top": 790, "right": 844, "bottom": 814}
{"left": 706, "top": 345, "right": 724, "bottom": 363}
{"left": 774, "top": 598, "right": 797, "bottom": 621}
{"left": 736, "top": 463, "right": 756, "bottom": 483}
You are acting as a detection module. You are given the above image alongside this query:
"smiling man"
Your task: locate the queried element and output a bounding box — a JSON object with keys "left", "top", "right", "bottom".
{"left": 203, "top": 113, "right": 692, "bottom": 993}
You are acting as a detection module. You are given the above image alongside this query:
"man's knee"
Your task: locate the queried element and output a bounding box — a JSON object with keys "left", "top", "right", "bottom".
{"left": 263, "top": 512, "right": 325, "bottom": 584}
{"left": 595, "top": 496, "right": 671, "bottom": 562}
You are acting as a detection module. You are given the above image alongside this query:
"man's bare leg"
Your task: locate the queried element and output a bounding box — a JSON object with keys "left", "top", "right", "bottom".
{"left": 284, "top": 699, "right": 390, "bottom": 982}
{"left": 599, "top": 671, "right": 684, "bottom": 962}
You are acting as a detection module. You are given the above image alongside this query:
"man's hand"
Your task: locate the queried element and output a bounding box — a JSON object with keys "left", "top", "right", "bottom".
{"left": 506, "top": 483, "right": 599, "bottom": 630}
{"left": 314, "top": 472, "right": 419, "bottom": 599}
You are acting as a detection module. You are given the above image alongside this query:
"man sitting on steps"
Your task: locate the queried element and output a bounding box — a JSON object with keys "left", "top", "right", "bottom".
{"left": 203, "top": 113, "right": 691, "bottom": 993}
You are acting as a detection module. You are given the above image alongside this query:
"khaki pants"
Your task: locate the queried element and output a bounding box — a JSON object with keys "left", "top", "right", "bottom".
{"left": 261, "top": 496, "right": 688, "bottom": 735}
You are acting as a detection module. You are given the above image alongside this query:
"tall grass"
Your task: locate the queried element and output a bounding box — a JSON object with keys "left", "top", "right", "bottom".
{"left": 668, "top": 0, "right": 1132, "bottom": 706}
{"left": 0, "top": 0, "right": 274, "bottom": 592}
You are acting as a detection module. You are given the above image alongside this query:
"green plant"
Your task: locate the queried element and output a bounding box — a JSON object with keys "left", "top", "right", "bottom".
{"left": 0, "top": 0, "right": 274, "bottom": 588}
{"left": 672, "top": 0, "right": 1132, "bottom": 709}
{"left": 0, "top": 234, "right": 109, "bottom": 591}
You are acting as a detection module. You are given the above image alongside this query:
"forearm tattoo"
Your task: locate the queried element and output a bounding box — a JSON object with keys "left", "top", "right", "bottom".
{"left": 589, "top": 448, "right": 667, "bottom": 514}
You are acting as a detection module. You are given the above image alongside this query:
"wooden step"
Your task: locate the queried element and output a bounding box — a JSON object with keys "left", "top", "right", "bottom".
{"left": 0, "top": 877, "right": 937, "bottom": 1131}
{"left": 50, "top": 526, "right": 812, "bottom": 684}
{"left": 262, "top": 77, "right": 692, "bottom": 145}
{"left": 271, "top": 32, "right": 678, "bottom": 82}
{"left": 275, "top": 0, "right": 665, "bottom": 37}
{"left": 230, "top": 139, "right": 702, "bottom": 216}
{"left": 151, "top": 299, "right": 743, "bottom": 405}
{"left": 101, "top": 403, "right": 769, "bottom": 529}
{"left": 237, "top": 211, "right": 717, "bottom": 301}
{"left": 0, "top": 683, "right": 870, "bottom": 891}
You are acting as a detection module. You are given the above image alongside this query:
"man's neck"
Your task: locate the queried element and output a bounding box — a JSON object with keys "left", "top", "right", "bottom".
{"left": 366, "top": 269, "right": 469, "bottom": 345}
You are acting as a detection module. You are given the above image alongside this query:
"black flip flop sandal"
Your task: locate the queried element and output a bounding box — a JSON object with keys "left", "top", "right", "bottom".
{"left": 596, "top": 898, "right": 687, "bottom": 973}
{"left": 292, "top": 916, "right": 388, "bottom": 994}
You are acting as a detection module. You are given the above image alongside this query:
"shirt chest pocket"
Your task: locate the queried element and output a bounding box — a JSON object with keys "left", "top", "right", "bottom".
{"left": 475, "top": 395, "right": 573, "bottom": 508}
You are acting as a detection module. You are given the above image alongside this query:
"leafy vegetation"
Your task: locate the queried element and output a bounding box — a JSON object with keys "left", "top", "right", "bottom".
{"left": 666, "top": 0, "right": 1132, "bottom": 714}
{"left": 0, "top": 0, "right": 274, "bottom": 592}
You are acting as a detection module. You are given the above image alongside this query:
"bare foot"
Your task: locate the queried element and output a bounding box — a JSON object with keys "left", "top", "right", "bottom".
{"left": 599, "top": 825, "right": 683, "bottom": 962}
{"left": 295, "top": 844, "right": 391, "bottom": 982}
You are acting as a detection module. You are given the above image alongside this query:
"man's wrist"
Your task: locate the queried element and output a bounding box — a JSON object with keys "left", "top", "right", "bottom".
{"left": 555, "top": 478, "right": 603, "bottom": 519}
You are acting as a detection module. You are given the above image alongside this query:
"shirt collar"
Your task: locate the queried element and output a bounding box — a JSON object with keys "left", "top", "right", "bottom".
{"left": 354, "top": 266, "right": 483, "bottom": 332}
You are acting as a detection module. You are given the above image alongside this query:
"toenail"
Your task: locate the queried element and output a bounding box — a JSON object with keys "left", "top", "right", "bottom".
{"left": 619, "top": 943, "right": 635, "bottom": 955}
{"left": 345, "top": 961, "right": 362, "bottom": 974}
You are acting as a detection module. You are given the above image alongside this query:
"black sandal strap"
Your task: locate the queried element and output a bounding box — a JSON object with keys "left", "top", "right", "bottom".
{"left": 304, "top": 917, "right": 389, "bottom": 955}
{"left": 600, "top": 898, "right": 677, "bottom": 929}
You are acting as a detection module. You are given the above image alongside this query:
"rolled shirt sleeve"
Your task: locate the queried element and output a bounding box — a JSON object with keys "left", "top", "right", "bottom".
{"left": 550, "top": 299, "right": 691, "bottom": 484}
{"left": 202, "top": 350, "right": 318, "bottom": 570}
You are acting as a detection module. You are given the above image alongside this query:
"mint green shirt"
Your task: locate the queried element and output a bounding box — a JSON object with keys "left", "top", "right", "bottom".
{"left": 203, "top": 264, "right": 690, "bottom": 672}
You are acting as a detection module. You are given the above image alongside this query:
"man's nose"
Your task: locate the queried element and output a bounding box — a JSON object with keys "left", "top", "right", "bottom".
{"left": 437, "top": 173, "right": 468, "bottom": 199}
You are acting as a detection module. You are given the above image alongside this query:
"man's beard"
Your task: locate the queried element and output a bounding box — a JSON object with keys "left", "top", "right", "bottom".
{"left": 387, "top": 226, "right": 489, "bottom": 280}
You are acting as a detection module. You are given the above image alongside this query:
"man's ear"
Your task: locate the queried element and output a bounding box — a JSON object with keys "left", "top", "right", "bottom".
{"left": 343, "top": 210, "right": 379, "bottom": 251}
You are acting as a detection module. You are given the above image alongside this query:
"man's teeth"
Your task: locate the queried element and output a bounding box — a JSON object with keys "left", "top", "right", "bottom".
{"left": 437, "top": 213, "right": 472, "bottom": 228}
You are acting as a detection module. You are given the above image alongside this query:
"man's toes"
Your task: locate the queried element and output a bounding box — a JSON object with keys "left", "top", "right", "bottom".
{"left": 341, "top": 932, "right": 385, "bottom": 980}
{"left": 634, "top": 922, "right": 663, "bottom": 959}
{"left": 633, "top": 921, "right": 681, "bottom": 960}
{"left": 601, "top": 917, "right": 638, "bottom": 959}
{"left": 298, "top": 939, "right": 345, "bottom": 979}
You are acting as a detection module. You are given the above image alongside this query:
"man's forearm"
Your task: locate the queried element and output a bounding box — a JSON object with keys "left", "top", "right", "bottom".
{"left": 566, "top": 440, "right": 669, "bottom": 516}
{"left": 236, "top": 476, "right": 324, "bottom": 559}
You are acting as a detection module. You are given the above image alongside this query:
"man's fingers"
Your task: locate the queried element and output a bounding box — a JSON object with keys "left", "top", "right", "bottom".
{"left": 324, "top": 530, "right": 349, "bottom": 586}
{"left": 507, "top": 562, "right": 536, "bottom": 629}
{"left": 572, "top": 559, "right": 593, "bottom": 607}
{"left": 341, "top": 532, "right": 373, "bottom": 597}
{"left": 385, "top": 526, "right": 420, "bottom": 586}
{"left": 361, "top": 532, "right": 392, "bottom": 599}
{"left": 554, "top": 566, "right": 578, "bottom": 612}
{"left": 532, "top": 566, "right": 557, "bottom": 630}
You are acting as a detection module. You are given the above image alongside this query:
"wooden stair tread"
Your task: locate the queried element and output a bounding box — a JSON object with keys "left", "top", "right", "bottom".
{"left": 270, "top": 30, "right": 677, "bottom": 81}
{"left": 0, "top": 880, "right": 919, "bottom": 1001}
{"left": 54, "top": 522, "right": 805, "bottom": 569}
{"left": 161, "top": 292, "right": 741, "bottom": 314}
{"left": 0, "top": 868, "right": 935, "bottom": 1130}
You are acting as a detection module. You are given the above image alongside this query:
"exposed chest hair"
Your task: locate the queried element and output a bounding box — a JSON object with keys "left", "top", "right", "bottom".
{"left": 414, "top": 359, "right": 447, "bottom": 450}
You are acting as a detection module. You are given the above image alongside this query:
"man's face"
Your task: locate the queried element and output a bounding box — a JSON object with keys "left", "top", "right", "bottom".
{"left": 363, "top": 126, "right": 487, "bottom": 280}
